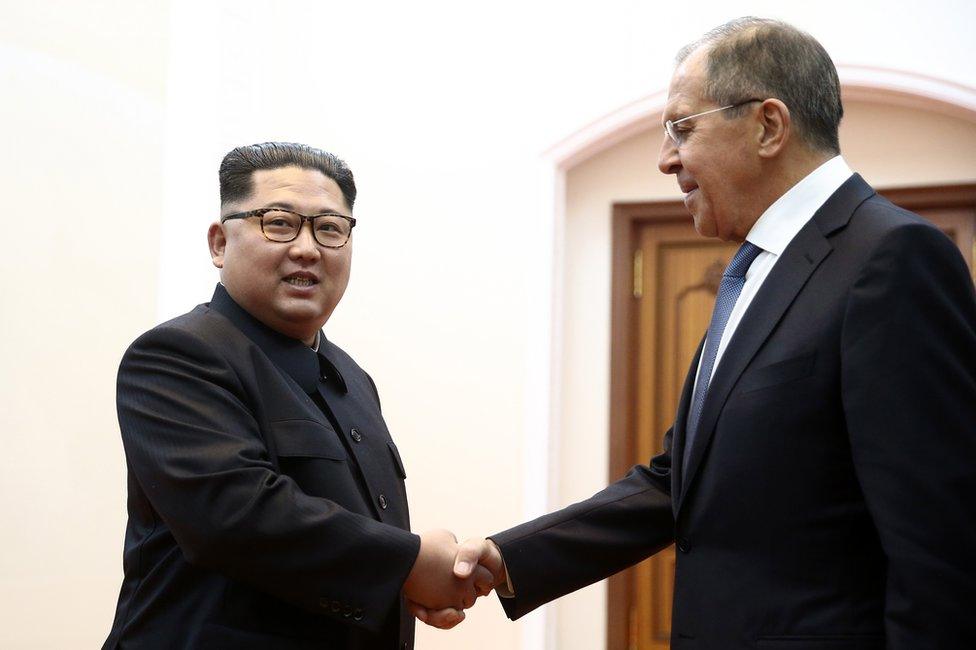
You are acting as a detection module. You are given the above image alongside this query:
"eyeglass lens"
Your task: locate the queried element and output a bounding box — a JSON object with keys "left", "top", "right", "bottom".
{"left": 260, "top": 210, "right": 351, "bottom": 246}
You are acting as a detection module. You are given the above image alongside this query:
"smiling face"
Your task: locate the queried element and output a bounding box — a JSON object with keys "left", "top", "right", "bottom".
{"left": 658, "top": 47, "right": 765, "bottom": 241}
{"left": 208, "top": 165, "right": 352, "bottom": 344}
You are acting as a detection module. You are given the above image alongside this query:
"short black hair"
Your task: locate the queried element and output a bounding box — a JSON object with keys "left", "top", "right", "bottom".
{"left": 677, "top": 17, "right": 843, "bottom": 154}
{"left": 219, "top": 142, "right": 357, "bottom": 210}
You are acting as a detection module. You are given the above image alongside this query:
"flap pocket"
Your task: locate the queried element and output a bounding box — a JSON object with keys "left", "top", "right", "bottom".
{"left": 739, "top": 351, "right": 817, "bottom": 394}
{"left": 269, "top": 419, "right": 346, "bottom": 460}
{"left": 387, "top": 441, "right": 407, "bottom": 479}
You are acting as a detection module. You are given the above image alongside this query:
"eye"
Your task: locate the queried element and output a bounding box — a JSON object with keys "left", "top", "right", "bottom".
{"left": 316, "top": 222, "right": 341, "bottom": 233}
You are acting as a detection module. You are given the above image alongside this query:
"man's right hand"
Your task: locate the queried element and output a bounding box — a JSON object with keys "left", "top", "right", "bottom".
{"left": 453, "top": 537, "right": 509, "bottom": 596}
{"left": 403, "top": 530, "right": 496, "bottom": 613}
{"left": 404, "top": 533, "right": 508, "bottom": 629}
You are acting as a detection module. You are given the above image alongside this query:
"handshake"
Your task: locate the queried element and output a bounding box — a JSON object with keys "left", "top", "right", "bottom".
{"left": 401, "top": 530, "right": 507, "bottom": 629}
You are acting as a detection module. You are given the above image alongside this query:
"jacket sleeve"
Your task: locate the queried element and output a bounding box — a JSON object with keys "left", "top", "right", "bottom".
{"left": 841, "top": 222, "right": 976, "bottom": 648}
{"left": 117, "top": 325, "right": 421, "bottom": 633}
{"left": 489, "top": 430, "right": 675, "bottom": 620}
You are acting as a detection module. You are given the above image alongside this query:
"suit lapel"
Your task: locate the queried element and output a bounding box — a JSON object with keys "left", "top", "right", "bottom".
{"left": 671, "top": 336, "right": 704, "bottom": 512}
{"left": 676, "top": 175, "right": 875, "bottom": 509}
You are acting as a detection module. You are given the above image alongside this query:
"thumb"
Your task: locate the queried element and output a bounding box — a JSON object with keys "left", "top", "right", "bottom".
{"left": 454, "top": 538, "right": 490, "bottom": 578}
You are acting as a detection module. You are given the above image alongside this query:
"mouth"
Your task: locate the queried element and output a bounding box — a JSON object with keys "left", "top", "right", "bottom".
{"left": 282, "top": 271, "right": 320, "bottom": 288}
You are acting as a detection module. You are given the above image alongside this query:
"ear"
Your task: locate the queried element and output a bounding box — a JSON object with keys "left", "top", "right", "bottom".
{"left": 756, "top": 98, "right": 791, "bottom": 159}
{"left": 208, "top": 222, "right": 226, "bottom": 269}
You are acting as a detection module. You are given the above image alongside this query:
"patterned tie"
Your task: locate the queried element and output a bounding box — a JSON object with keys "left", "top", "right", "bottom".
{"left": 683, "top": 241, "right": 763, "bottom": 473}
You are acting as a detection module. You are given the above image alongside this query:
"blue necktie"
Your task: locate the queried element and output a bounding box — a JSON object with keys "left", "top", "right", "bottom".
{"left": 683, "top": 241, "right": 763, "bottom": 472}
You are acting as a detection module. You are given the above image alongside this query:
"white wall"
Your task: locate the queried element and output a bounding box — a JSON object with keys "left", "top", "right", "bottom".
{"left": 0, "top": 2, "right": 169, "bottom": 647}
{"left": 2, "top": 1, "right": 975, "bottom": 648}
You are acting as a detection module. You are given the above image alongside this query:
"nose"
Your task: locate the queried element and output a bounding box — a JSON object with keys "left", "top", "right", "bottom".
{"left": 288, "top": 221, "right": 322, "bottom": 261}
{"left": 658, "top": 132, "right": 681, "bottom": 176}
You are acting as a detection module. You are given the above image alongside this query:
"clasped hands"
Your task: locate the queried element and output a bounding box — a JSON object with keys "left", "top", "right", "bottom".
{"left": 402, "top": 529, "right": 505, "bottom": 629}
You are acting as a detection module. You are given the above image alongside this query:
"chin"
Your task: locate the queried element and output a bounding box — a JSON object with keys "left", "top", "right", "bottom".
{"left": 692, "top": 216, "right": 717, "bottom": 239}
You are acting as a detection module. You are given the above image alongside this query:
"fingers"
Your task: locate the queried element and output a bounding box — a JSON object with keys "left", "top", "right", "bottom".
{"left": 405, "top": 530, "right": 474, "bottom": 611}
{"left": 424, "top": 607, "right": 466, "bottom": 629}
{"left": 408, "top": 599, "right": 465, "bottom": 629}
{"left": 455, "top": 538, "right": 504, "bottom": 587}
{"left": 471, "top": 564, "right": 495, "bottom": 596}
{"left": 406, "top": 599, "right": 429, "bottom": 624}
{"left": 405, "top": 531, "right": 502, "bottom": 617}
{"left": 454, "top": 538, "right": 488, "bottom": 578}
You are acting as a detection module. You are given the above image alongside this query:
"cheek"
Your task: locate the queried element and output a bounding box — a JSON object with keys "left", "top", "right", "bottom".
{"left": 225, "top": 244, "right": 282, "bottom": 287}
{"left": 324, "top": 250, "right": 352, "bottom": 280}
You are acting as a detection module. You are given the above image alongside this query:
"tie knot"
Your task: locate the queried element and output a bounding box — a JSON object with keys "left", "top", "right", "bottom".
{"left": 724, "top": 241, "right": 763, "bottom": 278}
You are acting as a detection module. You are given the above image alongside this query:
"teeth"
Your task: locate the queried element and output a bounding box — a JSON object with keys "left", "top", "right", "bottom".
{"left": 286, "top": 277, "right": 314, "bottom": 287}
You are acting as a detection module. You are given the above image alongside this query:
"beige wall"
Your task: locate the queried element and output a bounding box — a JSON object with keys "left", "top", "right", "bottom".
{"left": 3, "top": 1, "right": 976, "bottom": 648}
{"left": 556, "top": 99, "right": 976, "bottom": 650}
{"left": 0, "top": 2, "right": 169, "bottom": 648}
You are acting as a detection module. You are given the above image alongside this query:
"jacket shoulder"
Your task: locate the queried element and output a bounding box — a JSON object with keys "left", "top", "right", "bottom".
{"left": 127, "top": 304, "right": 244, "bottom": 352}
{"left": 850, "top": 193, "right": 936, "bottom": 235}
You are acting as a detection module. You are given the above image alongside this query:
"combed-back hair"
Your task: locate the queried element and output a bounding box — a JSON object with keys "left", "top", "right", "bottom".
{"left": 219, "top": 142, "right": 357, "bottom": 210}
{"left": 676, "top": 17, "right": 843, "bottom": 154}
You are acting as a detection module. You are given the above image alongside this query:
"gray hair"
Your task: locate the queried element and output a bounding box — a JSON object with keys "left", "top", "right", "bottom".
{"left": 677, "top": 17, "right": 843, "bottom": 154}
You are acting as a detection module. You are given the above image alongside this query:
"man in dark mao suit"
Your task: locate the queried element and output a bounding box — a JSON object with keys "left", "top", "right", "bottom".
{"left": 103, "top": 142, "right": 487, "bottom": 649}
{"left": 450, "top": 19, "right": 976, "bottom": 650}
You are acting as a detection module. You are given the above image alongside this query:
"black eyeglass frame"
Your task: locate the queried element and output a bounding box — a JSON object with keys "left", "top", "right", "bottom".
{"left": 220, "top": 208, "right": 357, "bottom": 249}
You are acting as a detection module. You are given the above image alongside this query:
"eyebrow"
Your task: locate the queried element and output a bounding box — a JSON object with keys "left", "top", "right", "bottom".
{"left": 661, "top": 104, "right": 684, "bottom": 124}
{"left": 667, "top": 106, "right": 695, "bottom": 123}
{"left": 263, "top": 201, "right": 348, "bottom": 215}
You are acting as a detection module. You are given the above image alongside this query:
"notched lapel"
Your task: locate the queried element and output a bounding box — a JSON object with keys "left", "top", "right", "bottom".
{"left": 672, "top": 336, "right": 704, "bottom": 512}
{"left": 675, "top": 174, "right": 875, "bottom": 511}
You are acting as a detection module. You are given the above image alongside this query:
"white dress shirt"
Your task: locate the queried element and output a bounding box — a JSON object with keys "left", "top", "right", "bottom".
{"left": 692, "top": 155, "right": 854, "bottom": 392}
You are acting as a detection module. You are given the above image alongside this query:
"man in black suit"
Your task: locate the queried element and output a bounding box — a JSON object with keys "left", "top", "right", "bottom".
{"left": 449, "top": 18, "right": 976, "bottom": 649}
{"left": 103, "top": 142, "right": 488, "bottom": 649}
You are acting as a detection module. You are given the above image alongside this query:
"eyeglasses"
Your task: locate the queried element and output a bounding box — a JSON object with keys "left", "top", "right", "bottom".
{"left": 221, "top": 208, "right": 357, "bottom": 248}
{"left": 664, "top": 98, "right": 764, "bottom": 146}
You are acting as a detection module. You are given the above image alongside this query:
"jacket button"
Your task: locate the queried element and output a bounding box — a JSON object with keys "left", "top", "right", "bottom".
{"left": 318, "top": 597, "right": 330, "bottom": 609}
{"left": 677, "top": 537, "right": 691, "bottom": 553}
{"left": 353, "top": 608, "right": 364, "bottom": 621}
{"left": 331, "top": 600, "right": 342, "bottom": 613}
{"left": 351, "top": 428, "right": 362, "bottom": 442}
{"left": 378, "top": 494, "right": 388, "bottom": 510}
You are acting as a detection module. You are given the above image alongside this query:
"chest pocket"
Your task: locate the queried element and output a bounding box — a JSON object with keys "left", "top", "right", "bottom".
{"left": 269, "top": 419, "right": 347, "bottom": 460}
{"left": 738, "top": 351, "right": 817, "bottom": 394}
{"left": 268, "top": 419, "right": 370, "bottom": 513}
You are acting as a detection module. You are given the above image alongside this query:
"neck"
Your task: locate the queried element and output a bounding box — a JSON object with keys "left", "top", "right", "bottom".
{"left": 725, "top": 147, "right": 835, "bottom": 242}
{"left": 774, "top": 147, "right": 835, "bottom": 195}
{"left": 748, "top": 147, "right": 835, "bottom": 224}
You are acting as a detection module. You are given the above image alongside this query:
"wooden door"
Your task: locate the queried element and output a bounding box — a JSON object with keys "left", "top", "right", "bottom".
{"left": 606, "top": 184, "right": 976, "bottom": 650}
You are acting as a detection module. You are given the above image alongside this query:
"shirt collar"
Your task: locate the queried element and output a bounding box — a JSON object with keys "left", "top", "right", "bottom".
{"left": 208, "top": 283, "right": 346, "bottom": 395}
{"left": 746, "top": 155, "right": 853, "bottom": 255}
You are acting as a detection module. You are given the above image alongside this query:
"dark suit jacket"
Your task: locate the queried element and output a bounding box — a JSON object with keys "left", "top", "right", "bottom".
{"left": 491, "top": 175, "right": 976, "bottom": 650}
{"left": 103, "top": 284, "right": 421, "bottom": 650}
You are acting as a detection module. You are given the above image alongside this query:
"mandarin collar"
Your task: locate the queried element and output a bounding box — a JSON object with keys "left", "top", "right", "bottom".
{"left": 208, "top": 283, "right": 347, "bottom": 394}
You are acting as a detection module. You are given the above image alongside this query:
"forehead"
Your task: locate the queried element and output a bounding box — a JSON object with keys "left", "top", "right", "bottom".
{"left": 664, "top": 48, "right": 709, "bottom": 120}
{"left": 246, "top": 165, "right": 349, "bottom": 213}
